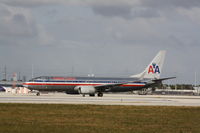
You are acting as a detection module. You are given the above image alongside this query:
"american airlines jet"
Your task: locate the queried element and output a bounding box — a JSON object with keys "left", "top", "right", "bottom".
{"left": 23, "top": 51, "right": 175, "bottom": 97}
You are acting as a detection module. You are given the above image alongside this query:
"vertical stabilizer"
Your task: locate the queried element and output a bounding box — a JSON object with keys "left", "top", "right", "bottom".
{"left": 130, "top": 50, "right": 166, "bottom": 79}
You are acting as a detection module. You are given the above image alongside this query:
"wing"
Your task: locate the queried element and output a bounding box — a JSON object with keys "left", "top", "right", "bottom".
{"left": 93, "top": 77, "right": 176, "bottom": 92}
{"left": 94, "top": 81, "right": 142, "bottom": 92}
{"left": 94, "top": 83, "right": 126, "bottom": 91}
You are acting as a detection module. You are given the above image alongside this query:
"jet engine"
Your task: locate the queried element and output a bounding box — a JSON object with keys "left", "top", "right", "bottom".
{"left": 74, "top": 86, "right": 96, "bottom": 95}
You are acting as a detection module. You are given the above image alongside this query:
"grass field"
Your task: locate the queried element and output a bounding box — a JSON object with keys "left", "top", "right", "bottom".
{"left": 0, "top": 103, "right": 200, "bottom": 133}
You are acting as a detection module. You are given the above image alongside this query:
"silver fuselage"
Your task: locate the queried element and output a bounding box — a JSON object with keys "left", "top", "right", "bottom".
{"left": 23, "top": 76, "right": 148, "bottom": 94}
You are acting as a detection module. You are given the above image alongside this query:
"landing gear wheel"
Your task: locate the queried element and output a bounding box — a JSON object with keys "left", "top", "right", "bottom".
{"left": 89, "top": 94, "right": 95, "bottom": 97}
{"left": 97, "top": 92, "right": 103, "bottom": 97}
{"left": 36, "top": 92, "right": 40, "bottom": 96}
{"left": 82, "top": 94, "right": 85, "bottom": 97}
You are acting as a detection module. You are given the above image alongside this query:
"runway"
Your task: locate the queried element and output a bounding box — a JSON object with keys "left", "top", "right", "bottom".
{"left": 1, "top": 93, "right": 200, "bottom": 106}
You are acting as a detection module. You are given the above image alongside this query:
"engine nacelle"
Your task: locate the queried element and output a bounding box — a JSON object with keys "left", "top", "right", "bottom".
{"left": 74, "top": 86, "right": 96, "bottom": 94}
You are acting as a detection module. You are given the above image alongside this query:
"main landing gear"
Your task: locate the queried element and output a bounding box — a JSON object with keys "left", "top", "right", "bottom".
{"left": 89, "top": 94, "right": 95, "bottom": 97}
{"left": 82, "top": 93, "right": 103, "bottom": 97}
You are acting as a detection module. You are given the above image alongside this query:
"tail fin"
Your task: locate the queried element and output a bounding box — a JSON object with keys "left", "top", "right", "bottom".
{"left": 130, "top": 50, "right": 166, "bottom": 79}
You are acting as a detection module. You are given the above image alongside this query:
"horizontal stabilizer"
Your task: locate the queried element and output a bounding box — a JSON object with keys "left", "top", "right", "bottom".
{"left": 152, "top": 77, "right": 176, "bottom": 82}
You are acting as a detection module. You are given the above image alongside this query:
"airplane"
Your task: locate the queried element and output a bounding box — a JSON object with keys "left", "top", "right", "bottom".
{"left": 23, "top": 50, "right": 175, "bottom": 97}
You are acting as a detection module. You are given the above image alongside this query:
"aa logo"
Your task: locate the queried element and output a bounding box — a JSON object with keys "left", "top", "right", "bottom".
{"left": 148, "top": 63, "right": 160, "bottom": 74}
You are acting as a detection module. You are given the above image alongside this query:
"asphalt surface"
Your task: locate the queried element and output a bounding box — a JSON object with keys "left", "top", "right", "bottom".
{"left": 0, "top": 93, "right": 200, "bottom": 106}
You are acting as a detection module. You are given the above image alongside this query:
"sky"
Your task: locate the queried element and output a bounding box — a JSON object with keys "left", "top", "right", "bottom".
{"left": 0, "top": 0, "right": 200, "bottom": 84}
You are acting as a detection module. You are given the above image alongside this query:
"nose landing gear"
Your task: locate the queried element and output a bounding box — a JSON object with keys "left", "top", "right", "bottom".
{"left": 97, "top": 92, "right": 103, "bottom": 97}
